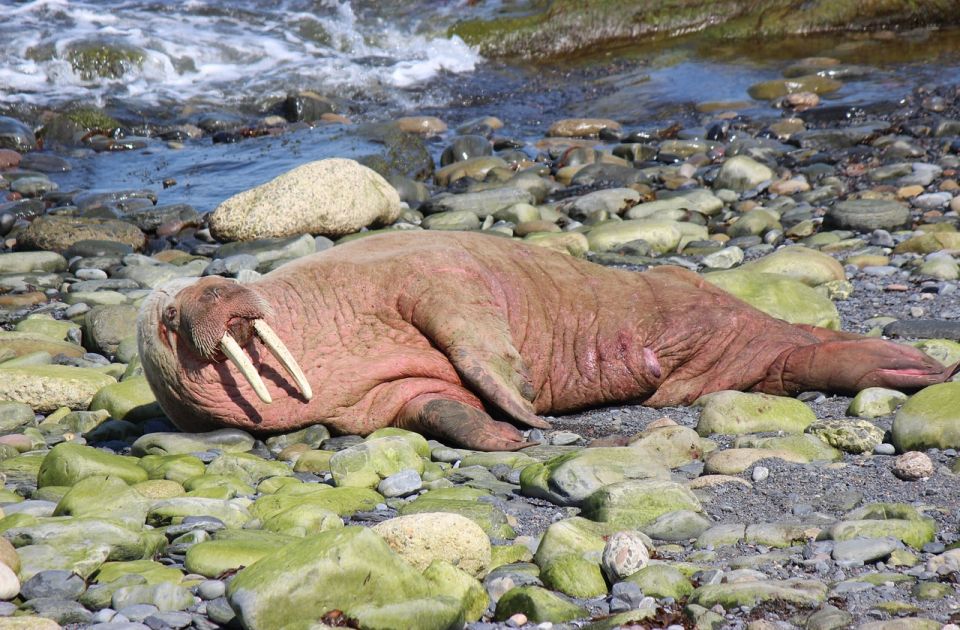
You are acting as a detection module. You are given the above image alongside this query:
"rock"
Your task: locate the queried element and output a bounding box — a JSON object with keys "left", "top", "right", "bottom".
{"left": 883, "top": 320, "right": 960, "bottom": 341}
{"left": 563, "top": 188, "right": 640, "bottom": 219}
{"left": 524, "top": 232, "right": 589, "bottom": 256}
{"left": 209, "top": 159, "right": 401, "bottom": 241}
{"left": 329, "top": 436, "right": 424, "bottom": 488}
{"left": 626, "top": 189, "right": 724, "bottom": 220}
{"left": 131, "top": 429, "right": 255, "bottom": 456}
{"left": 0, "top": 562, "right": 19, "bottom": 600}
{"left": 426, "top": 187, "right": 533, "bottom": 218}
{"left": 571, "top": 163, "right": 649, "bottom": 187}
{"left": 206, "top": 452, "right": 291, "bottom": 486}
{"left": 807, "top": 418, "right": 885, "bottom": 454}
{"left": 0, "top": 251, "right": 67, "bottom": 274}
{"left": 0, "top": 366, "right": 115, "bottom": 412}
{"left": 703, "top": 448, "right": 808, "bottom": 475}
{"left": 705, "top": 270, "right": 840, "bottom": 329}
{"left": 55, "top": 475, "right": 149, "bottom": 525}
{"left": 38, "top": 442, "right": 148, "bottom": 487}
{"left": 89, "top": 376, "right": 162, "bottom": 422}
{"left": 184, "top": 533, "right": 291, "bottom": 578}
{"left": 580, "top": 479, "right": 702, "bottom": 528}
{"left": 83, "top": 304, "right": 139, "bottom": 356}
{"left": 737, "top": 246, "right": 844, "bottom": 286}
{"left": 421, "top": 210, "right": 481, "bottom": 231}
{"left": 689, "top": 578, "right": 828, "bottom": 609}
{"left": 847, "top": 387, "right": 909, "bottom": 418}
{"left": 600, "top": 531, "right": 650, "bottom": 581}
{"left": 21, "top": 569, "right": 86, "bottom": 600}
{"left": 748, "top": 75, "right": 842, "bottom": 100}
{"left": 624, "top": 564, "right": 693, "bottom": 600}
{"left": 253, "top": 485, "right": 382, "bottom": 520}
{"left": 398, "top": 490, "right": 514, "bottom": 540}
{"left": 548, "top": 118, "right": 620, "bottom": 138}
{"left": 894, "top": 231, "right": 960, "bottom": 254}
{"left": 644, "top": 509, "right": 711, "bottom": 541}
{"left": 395, "top": 116, "right": 447, "bottom": 135}
{"left": 728, "top": 209, "right": 781, "bottom": 237}
{"left": 832, "top": 538, "right": 899, "bottom": 564}
{"left": 0, "top": 148, "right": 21, "bottom": 168}
{"left": 494, "top": 585, "right": 587, "bottom": 622}
{"left": 519, "top": 447, "right": 669, "bottom": 506}
{"left": 823, "top": 503, "right": 936, "bottom": 549}
{"left": 17, "top": 215, "right": 146, "bottom": 252}
{"left": 695, "top": 390, "right": 816, "bottom": 435}
{"left": 892, "top": 452, "right": 934, "bottom": 480}
{"left": 891, "top": 382, "right": 960, "bottom": 451}
{"left": 440, "top": 135, "right": 493, "bottom": 166}
{"left": 0, "top": 331, "right": 85, "bottom": 360}
{"left": 587, "top": 219, "right": 707, "bottom": 254}
{"left": 434, "top": 156, "right": 508, "bottom": 186}
{"left": 0, "top": 401, "right": 35, "bottom": 432}
{"left": 735, "top": 433, "right": 842, "bottom": 462}
{"left": 0, "top": 116, "right": 37, "bottom": 153}
{"left": 372, "top": 513, "right": 491, "bottom": 578}
{"left": 228, "top": 527, "right": 471, "bottom": 630}
{"left": 702, "top": 246, "right": 743, "bottom": 269}
{"left": 825, "top": 199, "right": 910, "bottom": 231}
{"left": 148, "top": 497, "right": 250, "bottom": 529}
{"left": 714, "top": 156, "right": 774, "bottom": 191}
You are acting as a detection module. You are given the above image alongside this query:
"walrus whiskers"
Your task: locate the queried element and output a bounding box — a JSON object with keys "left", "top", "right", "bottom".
{"left": 253, "top": 319, "right": 313, "bottom": 401}
{"left": 220, "top": 331, "right": 272, "bottom": 404}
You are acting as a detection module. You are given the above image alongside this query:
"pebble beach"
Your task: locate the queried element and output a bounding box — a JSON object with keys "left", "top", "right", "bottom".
{"left": 2, "top": 2, "right": 960, "bottom": 629}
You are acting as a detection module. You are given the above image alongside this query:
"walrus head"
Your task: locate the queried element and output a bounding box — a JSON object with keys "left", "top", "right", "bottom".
{"left": 138, "top": 276, "right": 312, "bottom": 407}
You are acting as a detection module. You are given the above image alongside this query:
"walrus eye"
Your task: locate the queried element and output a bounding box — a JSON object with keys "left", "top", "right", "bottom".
{"left": 163, "top": 306, "right": 178, "bottom": 328}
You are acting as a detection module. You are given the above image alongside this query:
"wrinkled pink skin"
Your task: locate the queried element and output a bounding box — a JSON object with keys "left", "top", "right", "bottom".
{"left": 138, "top": 231, "right": 957, "bottom": 451}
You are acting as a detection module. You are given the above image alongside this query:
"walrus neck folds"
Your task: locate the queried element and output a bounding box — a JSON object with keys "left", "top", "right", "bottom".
{"left": 172, "top": 277, "right": 312, "bottom": 404}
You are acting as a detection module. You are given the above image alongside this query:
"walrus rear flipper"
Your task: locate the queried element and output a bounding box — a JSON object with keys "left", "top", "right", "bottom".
{"left": 403, "top": 277, "right": 550, "bottom": 430}
{"left": 753, "top": 338, "right": 956, "bottom": 396}
{"left": 397, "top": 396, "right": 539, "bottom": 451}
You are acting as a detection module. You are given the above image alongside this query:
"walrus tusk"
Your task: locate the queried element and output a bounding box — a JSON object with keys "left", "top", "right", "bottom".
{"left": 253, "top": 319, "right": 313, "bottom": 401}
{"left": 221, "top": 332, "right": 272, "bottom": 404}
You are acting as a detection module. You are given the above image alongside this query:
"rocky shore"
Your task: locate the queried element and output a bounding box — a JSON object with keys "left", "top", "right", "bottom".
{"left": 0, "top": 59, "right": 959, "bottom": 630}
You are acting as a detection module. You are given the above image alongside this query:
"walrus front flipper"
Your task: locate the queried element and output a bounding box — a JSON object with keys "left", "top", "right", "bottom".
{"left": 754, "top": 338, "right": 957, "bottom": 395}
{"left": 397, "top": 396, "right": 538, "bottom": 451}
{"left": 404, "top": 283, "right": 551, "bottom": 430}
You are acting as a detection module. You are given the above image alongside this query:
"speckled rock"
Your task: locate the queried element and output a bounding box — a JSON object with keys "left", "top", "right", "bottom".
{"left": 372, "top": 513, "right": 491, "bottom": 578}
{"left": 17, "top": 215, "right": 146, "bottom": 252}
{"left": 209, "top": 159, "right": 401, "bottom": 240}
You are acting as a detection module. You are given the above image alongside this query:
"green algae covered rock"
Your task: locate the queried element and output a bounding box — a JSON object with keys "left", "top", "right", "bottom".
{"left": 228, "top": 527, "right": 471, "bottom": 630}
{"left": 88, "top": 376, "right": 162, "bottom": 422}
{"left": 38, "top": 442, "right": 147, "bottom": 487}
{"left": 695, "top": 390, "right": 816, "bottom": 436}
{"left": 704, "top": 270, "right": 840, "bottom": 329}
{"left": 330, "top": 436, "right": 425, "bottom": 488}
{"left": 494, "top": 585, "right": 587, "bottom": 623}
{"left": 580, "top": 479, "right": 703, "bottom": 528}
{"left": 689, "top": 578, "right": 827, "bottom": 609}
{"left": 891, "top": 382, "right": 960, "bottom": 451}
{"left": 519, "top": 447, "right": 669, "bottom": 506}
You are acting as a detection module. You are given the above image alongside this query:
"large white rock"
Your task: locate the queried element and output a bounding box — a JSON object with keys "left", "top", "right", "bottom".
{"left": 209, "top": 158, "right": 402, "bottom": 241}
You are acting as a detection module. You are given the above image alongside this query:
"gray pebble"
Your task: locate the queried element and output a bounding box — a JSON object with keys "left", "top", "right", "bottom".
{"left": 751, "top": 465, "right": 769, "bottom": 482}
{"left": 377, "top": 469, "right": 423, "bottom": 497}
{"left": 196, "top": 580, "right": 226, "bottom": 600}
{"left": 21, "top": 569, "right": 86, "bottom": 601}
{"left": 874, "top": 443, "right": 896, "bottom": 455}
{"left": 117, "top": 604, "right": 159, "bottom": 622}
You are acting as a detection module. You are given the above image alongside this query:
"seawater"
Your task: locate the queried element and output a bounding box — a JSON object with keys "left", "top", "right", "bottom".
{"left": 0, "top": 0, "right": 480, "bottom": 109}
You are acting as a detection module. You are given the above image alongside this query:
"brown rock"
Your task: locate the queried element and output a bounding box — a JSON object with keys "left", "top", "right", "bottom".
{"left": 548, "top": 118, "right": 621, "bottom": 138}
{"left": 892, "top": 451, "right": 934, "bottom": 480}
{"left": 395, "top": 116, "right": 446, "bottom": 135}
{"left": 17, "top": 215, "right": 146, "bottom": 253}
{"left": 0, "top": 149, "right": 20, "bottom": 170}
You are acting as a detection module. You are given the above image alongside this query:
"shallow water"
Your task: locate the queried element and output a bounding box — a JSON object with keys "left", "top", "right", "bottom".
{"left": 4, "top": 2, "right": 960, "bottom": 213}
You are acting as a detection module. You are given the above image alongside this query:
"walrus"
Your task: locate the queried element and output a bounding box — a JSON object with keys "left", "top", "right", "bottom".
{"left": 138, "top": 231, "right": 957, "bottom": 451}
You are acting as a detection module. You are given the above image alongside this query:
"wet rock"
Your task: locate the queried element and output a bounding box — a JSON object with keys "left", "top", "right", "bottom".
{"left": 571, "top": 163, "right": 649, "bottom": 187}
{"left": 883, "top": 319, "right": 960, "bottom": 341}
{"left": 441, "top": 135, "right": 493, "bottom": 166}
{"left": 548, "top": 118, "right": 620, "bottom": 138}
{"left": 825, "top": 199, "right": 910, "bottom": 231}
{"left": 748, "top": 75, "right": 842, "bottom": 100}
{"left": 714, "top": 155, "right": 774, "bottom": 191}
{"left": 891, "top": 382, "right": 960, "bottom": 451}
{"left": 0, "top": 116, "right": 37, "bottom": 153}
{"left": 425, "top": 187, "right": 533, "bottom": 218}
{"left": 209, "top": 159, "right": 401, "bottom": 241}
{"left": 17, "top": 215, "right": 146, "bottom": 253}
{"left": 695, "top": 390, "right": 815, "bottom": 435}
{"left": 372, "top": 513, "right": 491, "bottom": 578}
{"left": 131, "top": 429, "right": 254, "bottom": 456}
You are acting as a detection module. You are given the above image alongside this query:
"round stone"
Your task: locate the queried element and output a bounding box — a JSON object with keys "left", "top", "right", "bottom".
{"left": 601, "top": 530, "right": 650, "bottom": 581}
{"left": 892, "top": 451, "right": 934, "bottom": 481}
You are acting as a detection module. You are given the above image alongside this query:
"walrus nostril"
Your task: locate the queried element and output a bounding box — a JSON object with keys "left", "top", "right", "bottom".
{"left": 220, "top": 331, "right": 272, "bottom": 405}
